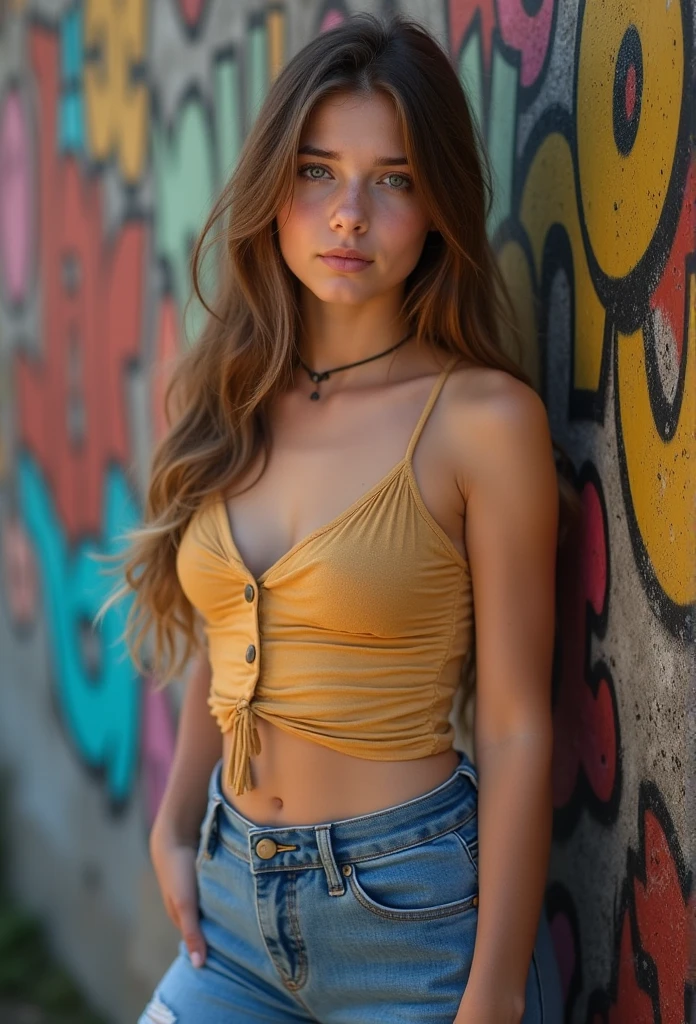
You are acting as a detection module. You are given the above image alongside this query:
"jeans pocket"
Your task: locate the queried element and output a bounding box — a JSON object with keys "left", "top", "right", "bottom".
{"left": 452, "top": 815, "right": 478, "bottom": 879}
{"left": 346, "top": 817, "right": 479, "bottom": 921}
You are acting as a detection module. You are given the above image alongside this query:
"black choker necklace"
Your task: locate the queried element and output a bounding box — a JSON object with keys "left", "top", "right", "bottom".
{"left": 297, "top": 332, "right": 414, "bottom": 400}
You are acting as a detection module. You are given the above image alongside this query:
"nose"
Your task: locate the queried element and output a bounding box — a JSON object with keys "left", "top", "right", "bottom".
{"left": 329, "top": 180, "right": 368, "bottom": 234}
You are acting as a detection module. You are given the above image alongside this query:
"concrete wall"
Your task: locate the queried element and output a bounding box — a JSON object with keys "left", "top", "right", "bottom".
{"left": 0, "top": 1, "right": 693, "bottom": 1021}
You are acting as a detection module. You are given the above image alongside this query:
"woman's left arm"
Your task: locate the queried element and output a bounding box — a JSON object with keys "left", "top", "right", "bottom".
{"left": 452, "top": 377, "right": 560, "bottom": 1024}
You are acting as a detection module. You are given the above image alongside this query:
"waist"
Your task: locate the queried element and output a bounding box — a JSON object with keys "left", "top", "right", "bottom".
{"left": 203, "top": 749, "right": 479, "bottom": 871}
{"left": 221, "top": 721, "right": 463, "bottom": 823}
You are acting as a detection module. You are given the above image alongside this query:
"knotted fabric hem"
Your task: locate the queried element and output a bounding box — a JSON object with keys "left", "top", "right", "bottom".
{"left": 212, "top": 696, "right": 262, "bottom": 795}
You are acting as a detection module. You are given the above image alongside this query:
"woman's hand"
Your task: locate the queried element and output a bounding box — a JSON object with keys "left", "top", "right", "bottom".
{"left": 149, "top": 826, "right": 208, "bottom": 969}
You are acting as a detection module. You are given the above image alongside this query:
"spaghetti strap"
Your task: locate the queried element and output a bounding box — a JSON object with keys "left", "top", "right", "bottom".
{"left": 405, "top": 353, "right": 459, "bottom": 463}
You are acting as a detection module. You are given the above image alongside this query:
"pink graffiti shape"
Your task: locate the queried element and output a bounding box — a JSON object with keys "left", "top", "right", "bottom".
{"left": 2, "top": 517, "right": 37, "bottom": 625}
{"left": 548, "top": 910, "right": 575, "bottom": 1003}
{"left": 497, "top": 0, "right": 556, "bottom": 88}
{"left": 0, "top": 89, "right": 32, "bottom": 304}
{"left": 552, "top": 478, "right": 617, "bottom": 808}
{"left": 633, "top": 810, "right": 690, "bottom": 1024}
{"left": 178, "top": 0, "right": 207, "bottom": 29}
{"left": 320, "top": 11, "right": 345, "bottom": 33}
{"left": 142, "top": 679, "right": 176, "bottom": 828}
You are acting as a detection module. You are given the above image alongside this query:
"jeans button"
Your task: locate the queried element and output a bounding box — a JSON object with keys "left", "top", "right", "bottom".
{"left": 256, "top": 838, "right": 278, "bottom": 859}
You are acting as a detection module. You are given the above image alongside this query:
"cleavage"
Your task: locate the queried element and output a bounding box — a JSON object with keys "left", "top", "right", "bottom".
{"left": 223, "top": 442, "right": 406, "bottom": 581}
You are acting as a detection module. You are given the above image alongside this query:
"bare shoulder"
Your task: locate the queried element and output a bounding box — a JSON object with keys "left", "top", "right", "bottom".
{"left": 442, "top": 363, "right": 555, "bottom": 498}
{"left": 445, "top": 361, "right": 549, "bottom": 423}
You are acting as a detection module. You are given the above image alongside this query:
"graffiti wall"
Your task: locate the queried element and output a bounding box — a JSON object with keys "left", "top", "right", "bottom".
{"left": 0, "top": 1, "right": 692, "bottom": 1020}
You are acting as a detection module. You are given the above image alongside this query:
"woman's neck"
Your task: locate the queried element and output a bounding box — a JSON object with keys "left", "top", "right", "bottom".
{"left": 297, "top": 291, "right": 407, "bottom": 369}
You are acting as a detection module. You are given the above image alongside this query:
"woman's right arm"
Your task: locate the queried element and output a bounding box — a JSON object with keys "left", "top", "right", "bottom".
{"left": 151, "top": 647, "right": 221, "bottom": 845}
{"left": 148, "top": 648, "right": 221, "bottom": 968}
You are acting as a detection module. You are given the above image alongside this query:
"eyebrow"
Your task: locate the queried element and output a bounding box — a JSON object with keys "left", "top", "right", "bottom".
{"left": 297, "top": 144, "right": 409, "bottom": 167}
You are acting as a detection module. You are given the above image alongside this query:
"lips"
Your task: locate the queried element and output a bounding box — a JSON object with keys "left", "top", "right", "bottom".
{"left": 319, "top": 250, "right": 373, "bottom": 273}
{"left": 321, "top": 248, "right": 372, "bottom": 260}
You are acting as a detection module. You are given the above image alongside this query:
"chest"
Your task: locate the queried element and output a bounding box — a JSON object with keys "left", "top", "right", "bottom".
{"left": 223, "top": 397, "right": 463, "bottom": 581}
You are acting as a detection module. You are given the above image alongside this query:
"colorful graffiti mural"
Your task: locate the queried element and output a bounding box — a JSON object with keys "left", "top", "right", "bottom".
{"left": 446, "top": 0, "right": 694, "bottom": 1019}
{"left": 0, "top": 4, "right": 282, "bottom": 811}
{"left": 0, "top": 1, "right": 692, "bottom": 1019}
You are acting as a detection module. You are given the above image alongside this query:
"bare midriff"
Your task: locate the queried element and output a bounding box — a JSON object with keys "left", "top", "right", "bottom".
{"left": 221, "top": 717, "right": 461, "bottom": 826}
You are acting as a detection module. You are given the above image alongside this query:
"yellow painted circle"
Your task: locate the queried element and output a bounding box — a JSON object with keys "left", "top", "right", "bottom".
{"left": 577, "top": 0, "right": 684, "bottom": 278}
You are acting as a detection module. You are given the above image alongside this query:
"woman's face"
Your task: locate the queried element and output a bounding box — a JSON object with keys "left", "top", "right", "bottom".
{"left": 275, "top": 90, "right": 434, "bottom": 307}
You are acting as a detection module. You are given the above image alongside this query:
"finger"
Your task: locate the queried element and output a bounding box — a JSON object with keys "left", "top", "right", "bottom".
{"left": 176, "top": 900, "right": 207, "bottom": 967}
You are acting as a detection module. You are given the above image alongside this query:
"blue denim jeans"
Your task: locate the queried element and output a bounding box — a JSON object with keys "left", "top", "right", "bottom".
{"left": 139, "top": 751, "right": 563, "bottom": 1023}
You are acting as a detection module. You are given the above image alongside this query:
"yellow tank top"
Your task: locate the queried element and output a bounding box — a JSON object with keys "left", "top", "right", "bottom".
{"left": 176, "top": 354, "right": 474, "bottom": 795}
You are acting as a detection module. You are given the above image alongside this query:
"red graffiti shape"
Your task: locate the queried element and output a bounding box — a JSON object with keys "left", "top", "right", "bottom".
{"left": 179, "top": 0, "right": 208, "bottom": 29}
{"left": 597, "top": 909, "right": 654, "bottom": 1024}
{"left": 651, "top": 160, "right": 695, "bottom": 357}
{"left": 15, "top": 27, "right": 145, "bottom": 541}
{"left": 449, "top": 0, "right": 497, "bottom": 73}
{"left": 634, "top": 810, "right": 690, "bottom": 1024}
{"left": 552, "top": 477, "right": 617, "bottom": 808}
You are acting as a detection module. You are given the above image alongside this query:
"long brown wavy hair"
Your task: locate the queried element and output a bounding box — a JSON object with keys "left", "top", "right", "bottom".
{"left": 96, "top": 12, "right": 580, "bottom": 729}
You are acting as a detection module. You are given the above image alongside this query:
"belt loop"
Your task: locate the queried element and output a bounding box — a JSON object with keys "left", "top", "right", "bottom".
{"left": 315, "top": 824, "right": 345, "bottom": 896}
{"left": 455, "top": 756, "right": 479, "bottom": 791}
{"left": 197, "top": 795, "right": 222, "bottom": 864}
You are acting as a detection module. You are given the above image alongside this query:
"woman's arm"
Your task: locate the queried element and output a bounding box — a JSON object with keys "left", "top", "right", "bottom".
{"left": 151, "top": 648, "right": 222, "bottom": 847}
{"left": 148, "top": 648, "right": 221, "bottom": 969}
{"left": 452, "top": 376, "right": 559, "bottom": 1023}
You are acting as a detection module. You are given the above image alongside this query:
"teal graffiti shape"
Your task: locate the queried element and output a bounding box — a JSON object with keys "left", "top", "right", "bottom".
{"left": 59, "top": 6, "right": 84, "bottom": 153}
{"left": 18, "top": 454, "right": 141, "bottom": 804}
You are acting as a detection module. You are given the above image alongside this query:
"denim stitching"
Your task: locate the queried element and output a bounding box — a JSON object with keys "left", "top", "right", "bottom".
{"left": 230, "top": 808, "right": 479, "bottom": 875}
{"left": 347, "top": 870, "right": 478, "bottom": 922}
{"left": 253, "top": 880, "right": 296, "bottom": 993}
{"left": 452, "top": 829, "right": 479, "bottom": 879}
{"left": 340, "top": 809, "right": 478, "bottom": 864}
{"left": 283, "top": 873, "right": 308, "bottom": 991}
{"left": 217, "top": 835, "right": 250, "bottom": 863}
{"left": 213, "top": 765, "right": 477, "bottom": 832}
{"left": 315, "top": 824, "right": 345, "bottom": 895}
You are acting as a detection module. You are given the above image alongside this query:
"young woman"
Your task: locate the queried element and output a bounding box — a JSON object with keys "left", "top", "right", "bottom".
{"left": 107, "top": 12, "right": 577, "bottom": 1023}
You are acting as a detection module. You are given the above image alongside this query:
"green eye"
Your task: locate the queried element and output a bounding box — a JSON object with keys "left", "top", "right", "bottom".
{"left": 299, "top": 164, "right": 330, "bottom": 180}
{"left": 384, "top": 173, "right": 411, "bottom": 190}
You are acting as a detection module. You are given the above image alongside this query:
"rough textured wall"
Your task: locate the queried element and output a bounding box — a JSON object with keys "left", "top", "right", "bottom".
{"left": 0, "top": 1, "right": 693, "bottom": 1022}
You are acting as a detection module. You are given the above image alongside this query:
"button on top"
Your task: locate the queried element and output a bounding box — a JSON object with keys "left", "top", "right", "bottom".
{"left": 244, "top": 583, "right": 255, "bottom": 602}
{"left": 245, "top": 644, "right": 257, "bottom": 663}
{"left": 255, "top": 838, "right": 277, "bottom": 859}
